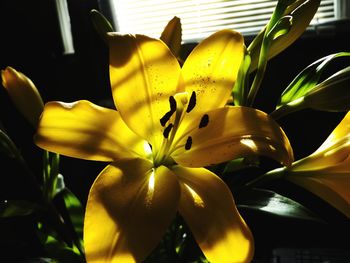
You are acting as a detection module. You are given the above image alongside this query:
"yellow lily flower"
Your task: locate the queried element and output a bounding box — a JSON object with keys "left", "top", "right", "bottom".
{"left": 1, "top": 66, "right": 44, "bottom": 127}
{"left": 285, "top": 112, "right": 350, "bottom": 218}
{"left": 34, "top": 30, "right": 293, "bottom": 262}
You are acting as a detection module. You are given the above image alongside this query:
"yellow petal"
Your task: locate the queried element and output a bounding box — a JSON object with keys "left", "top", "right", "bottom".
{"left": 286, "top": 115, "right": 350, "bottom": 218}
{"left": 172, "top": 106, "right": 293, "bottom": 167}
{"left": 1, "top": 66, "right": 44, "bottom": 127}
{"left": 34, "top": 100, "right": 146, "bottom": 161}
{"left": 173, "top": 166, "right": 254, "bottom": 263}
{"left": 181, "top": 29, "right": 244, "bottom": 116}
{"left": 108, "top": 33, "right": 181, "bottom": 152}
{"left": 290, "top": 137, "right": 350, "bottom": 171}
{"left": 291, "top": 112, "right": 350, "bottom": 171}
{"left": 84, "top": 158, "right": 181, "bottom": 263}
{"left": 160, "top": 16, "right": 182, "bottom": 57}
{"left": 287, "top": 171, "right": 350, "bottom": 219}
{"left": 315, "top": 112, "right": 350, "bottom": 153}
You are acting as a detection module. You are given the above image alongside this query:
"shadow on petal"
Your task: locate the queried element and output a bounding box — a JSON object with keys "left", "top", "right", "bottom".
{"left": 84, "top": 158, "right": 181, "bottom": 262}
{"left": 173, "top": 165, "right": 254, "bottom": 263}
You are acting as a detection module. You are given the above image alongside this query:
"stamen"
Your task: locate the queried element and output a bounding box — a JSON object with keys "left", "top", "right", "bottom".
{"left": 156, "top": 92, "right": 191, "bottom": 164}
{"left": 169, "top": 96, "right": 177, "bottom": 112}
{"left": 199, "top": 114, "right": 209, "bottom": 128}
{"left": 160, "top": 112, "right": 173, "bottom": 127}
{"left": 160, "top": 96, "right": 177, "bottom": 127}
{"left": 186, "top": 91, "right": 196, "bottom": 113}
{"left": 163, "top": 123, "right": 173, "bottom": 139}
{"left": 185, "top": 136, "right": 192, "bottom": 150}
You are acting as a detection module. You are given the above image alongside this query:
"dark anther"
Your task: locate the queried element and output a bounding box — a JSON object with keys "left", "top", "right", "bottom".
{"left": 148, "top": 143, "right": 153, "bottom": 150}
{"left": 163, "top": 123, "right": 173, "bottom": 139}
{"left": 185, "top": 136, "right": 192, "bottom": 150}
{"left": 169, "top": 96, "right": 177, "bottom": 112}
{"left": 160, "top": 96, "right": 177, "bottom": 126}
{"left": 199, "top": 114, "right": 209, "bottom": 128}
{"left": 160, "top": 112, "right": 173, "bottom": 127}
{"left": 186, "top": 91, "right": 196, "bottom": 113}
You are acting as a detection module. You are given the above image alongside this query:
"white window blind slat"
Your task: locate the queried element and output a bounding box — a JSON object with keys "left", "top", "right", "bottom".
{"left": 109, "top": 0, "right": 338, "bottom": 42}
{"left": 55, "top": 0, "right": 75, "bottom": 54}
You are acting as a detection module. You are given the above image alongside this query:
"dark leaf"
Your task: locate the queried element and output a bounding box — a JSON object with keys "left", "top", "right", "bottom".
{"left": 278, "top": 52, "right": 350, "bottom": 108}
{"left": 90, "top": 9, "right": 114, "bottom": 44}
{"left": 0, "top": 129, "right": 17, "bottom": 158}
{"left": 55, "top": 188, "right": 84, "bottom": 252}
{"left": 0, "top": 200, "right": 41, "bottom": 218}
{"left": 44, "top": 235, "right": 84, "bottom": 263}
{"left": 236, "top": 188, "right": 325, "bottom": 223}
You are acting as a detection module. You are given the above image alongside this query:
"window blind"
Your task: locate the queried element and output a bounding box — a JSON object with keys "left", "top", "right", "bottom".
{"left": 55, "top": 0, "right": 74, "bottom": 54}
{"left": 109, "top": 0, "right": 336, "bottom": 42}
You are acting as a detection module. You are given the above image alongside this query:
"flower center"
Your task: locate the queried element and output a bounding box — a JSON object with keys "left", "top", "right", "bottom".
{"left": 153, "top": 91, "right": 197, "bottom": 167}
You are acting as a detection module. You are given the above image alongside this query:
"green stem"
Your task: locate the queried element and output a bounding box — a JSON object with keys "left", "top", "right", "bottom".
{"left": 246, "top": 40, "right": 270, "bottom": 106}
{"left": 246, "top": 1, "right": 289, "bottom": 106}
{"left": 44, "top": 152, "right": 60, "bottom": 201}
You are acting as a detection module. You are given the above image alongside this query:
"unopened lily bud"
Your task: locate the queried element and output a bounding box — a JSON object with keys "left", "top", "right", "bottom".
{"left": 248, "top": 0, "right": 321, "bottom": 71}
{"left": 1, "top": 66, "right": 44, "bottom": 127}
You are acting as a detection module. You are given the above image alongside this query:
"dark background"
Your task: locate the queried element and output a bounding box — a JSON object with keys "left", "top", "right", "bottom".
{"left": 0, "top": 0, "right": 350, "bottom": 262}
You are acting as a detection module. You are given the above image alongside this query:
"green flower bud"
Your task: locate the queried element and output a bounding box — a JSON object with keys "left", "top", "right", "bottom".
{"left": 248, "top": 0, "right": 321, "bottom": 72}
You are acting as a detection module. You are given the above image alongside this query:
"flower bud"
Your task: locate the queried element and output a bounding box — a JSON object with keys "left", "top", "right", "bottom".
{"left": 248, "top": 0, "right": 321, "bottom": 72}
{"left": 1, "top": 66, "right": 44, "bottom": 127}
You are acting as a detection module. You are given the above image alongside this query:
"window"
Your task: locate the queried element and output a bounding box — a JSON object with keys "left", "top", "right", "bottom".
{"left": 104, "top": 0, "right": 348, "bottom": 43}
{"left": 55, "top": 0, "right": 74, "bottom": 54}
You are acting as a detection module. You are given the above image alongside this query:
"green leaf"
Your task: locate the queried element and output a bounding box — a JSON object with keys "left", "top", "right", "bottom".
{"left": 304, "top": 66, "right": 350, "bottom": 112}
{"left": 266, "top": 15, "right": 292, "bottom": 41}
{"left": 0, "top": 129, "right": 18, "bottom": 158}
{"left": 23, "top": 258, "right": 57, "bottom": 263}
{"left": 43, "top": 151, "right": 61, "bottom": 201}
{"left": 222, "top": 157, "right": 259, "bottom": 176}
{"left": 271, "top": 53, "right": 350, "bottom": 119}
{"left": 236, "top": 188, "right": 325, "bottom": 223}
{"left": 44, "top": 235, "right": 84, "bottom": 263}
{"left": 62, "top": 189, "right": 84, "bottom": 240}
{"left": 278, "top": 52, "right": 350, "bottom": 107}
{"left": 0, "top": 200, "right": 41, "bottom": 218}
{"left": 55, "top": 188, "right": 84, "bottom": 252}
{"left": 90, "top": 9, "right": 114, "bottom": 44}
